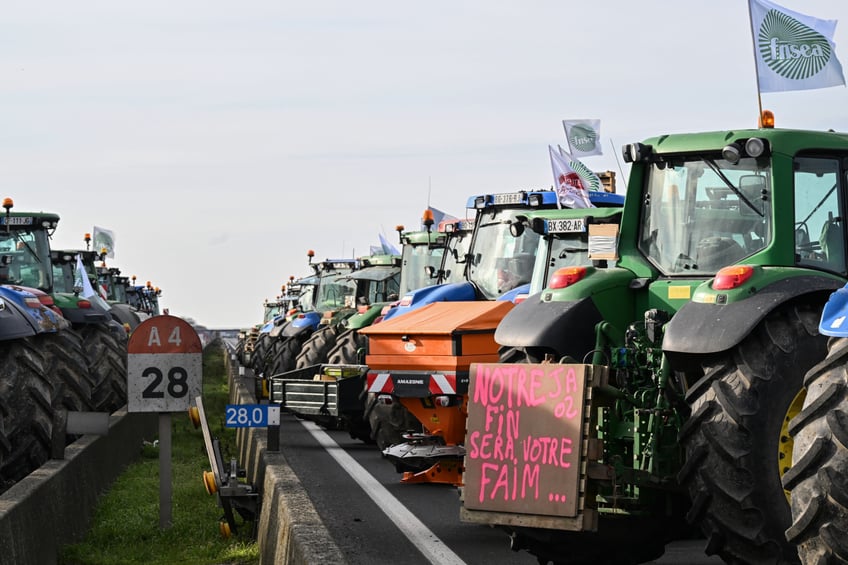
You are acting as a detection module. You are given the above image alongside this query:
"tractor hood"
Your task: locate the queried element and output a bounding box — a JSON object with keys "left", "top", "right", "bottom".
{"left": 380, "top": 281, "right": 477, "bottom": 321}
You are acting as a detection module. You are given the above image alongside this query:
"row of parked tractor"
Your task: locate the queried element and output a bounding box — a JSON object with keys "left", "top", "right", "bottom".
{"left": 236, "top": 116, "right": 848, "bottom": 565}
{"left": 0, "top": 197, "right": 163, "bottom": 494}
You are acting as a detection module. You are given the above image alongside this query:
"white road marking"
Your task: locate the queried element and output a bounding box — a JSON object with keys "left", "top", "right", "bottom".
{"left": 301, "top": 420, "right": 467, "bottom": 565}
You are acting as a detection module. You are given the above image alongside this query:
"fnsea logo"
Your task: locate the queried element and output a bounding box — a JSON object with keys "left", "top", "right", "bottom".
{"left": 758, "top": 8, "right": 832, "bottom": 80}
{"left": 567, "top": 124, "right": 598, "bottom": 154}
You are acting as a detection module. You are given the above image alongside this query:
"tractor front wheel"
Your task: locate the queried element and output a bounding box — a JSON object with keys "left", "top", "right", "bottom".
{"left": 784, "top": 336, "right": 848, "bottom": 564}
{"left": 677, "top": 302, "right": 823, "bottom": 564}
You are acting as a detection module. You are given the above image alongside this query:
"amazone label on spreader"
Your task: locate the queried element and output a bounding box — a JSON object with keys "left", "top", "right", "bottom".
{"left": 461, "top": 362, "right": 606, "bottom": 532}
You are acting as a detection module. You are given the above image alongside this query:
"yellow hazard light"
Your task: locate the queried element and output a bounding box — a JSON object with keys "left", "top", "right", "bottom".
{"left": 422, "top": 209, "right": 435, "bottom": 229}
{"left": 760, "top": 110, "right": 775, "bottom": 129}
{"left": 2, "top": 198, "right": 13, "bottom": 210}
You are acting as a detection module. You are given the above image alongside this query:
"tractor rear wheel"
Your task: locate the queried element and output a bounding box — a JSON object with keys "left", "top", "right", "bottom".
{"left": 251, "top": 333, "right": 271, "bottom": 376}
{"left": 267, "top": 335, "right": 304, "bottom": 377}
{"left": 677, "top": 302, "right": 823, "bottom": 564}
{"left": 37, "top": 329, "right": 94, "bottom": 412}
{"left": 326, "top": 328, "right": 366, "bottom": 365}
{"left": 0, "top": 338, "right": 56, "bottom": 494}
{"left": 783, "top": 336, "right": 848, "bottom": 564}
{"left": 79, "top": 322, "right": 128, "bottom": 414}
{"left": 295, "top": 325, "right": 341, "bottom": 369}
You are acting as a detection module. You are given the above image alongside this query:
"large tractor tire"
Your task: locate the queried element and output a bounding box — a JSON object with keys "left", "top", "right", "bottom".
{"left": 295, "top": 325, "right": 341, "bottom": 369}
{"left": 267, "top": 334, "right": 305, "bottom": 377}
{"left": 79, "top": 322, "right": 128, "bottom": 414}
{"left": 251, "top": 333, "right": 272, "bottom": 376}
{"left": 324, "top": 329, "right": 372, "bottom": 442}
{"left": 783, "top": 336, "right": 848, "bottom": 564}
{"left": 326, "top": 328, "right": 366, "bottom": 365}
{"left": 677, "top": 302, "right": 823, "bottom": 564}
{"left": 0, "top": 338, "right": 57, "bottom": 493}
{"left": 36, "top": 329, "right": 94, "bottom": 412}
{"left": 498, "top": 345, "right": 548, "bottom": 364}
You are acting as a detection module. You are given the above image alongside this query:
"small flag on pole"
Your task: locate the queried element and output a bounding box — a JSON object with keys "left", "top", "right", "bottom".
{"left": 378, "top": 233, "right": 401, "bottom": 255}
{"left": 549, "top": 145, "right": 595, "bottom": 209}
{"left": 749, "top": 0, "right": 845, "bottom": 93}
{"left": 558, "top": 145, "right": 605, "bottom": 192}
{"left": 92, "top": 226, "right": 116, "bottom": 258}
{"left": 562, "top": 119, "right": 603, "bottom": 158}
{"left": 75, "top": 254, "right": 97, "bottom": 299}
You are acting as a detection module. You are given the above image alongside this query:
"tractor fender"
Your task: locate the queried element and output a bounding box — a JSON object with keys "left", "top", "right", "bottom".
{"left": 493, "top": 294, "right": 602, "bottom": 359}
{"left": 0, "top": 285, "right": 68, "bottom": 339}
{"left": 108, "top": 303, "right": 141, "bottom": 331}
{"left": 381, "top": 281, "right": 477, "bottom": 321}
{"left": 499, "top": 283, "right": 531, "bottom": 303}
{"left": 283, "top": 312, "right": 320, "bottom": 337}
{"left": 0, "top": 293, "right": 39, "bottom": 340}
{"left": 663, "top": 275, "right": 842, "bottom": 356}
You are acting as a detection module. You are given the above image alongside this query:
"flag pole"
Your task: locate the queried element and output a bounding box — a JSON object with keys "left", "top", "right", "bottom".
{"left": 747, "top": 0, "right": 765, "bottom": 123}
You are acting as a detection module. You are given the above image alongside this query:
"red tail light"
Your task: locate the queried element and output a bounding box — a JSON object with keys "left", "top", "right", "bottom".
{"left": 77, "top": 299, "right": 92, "bottom": 309}
{"left": 713, "top": 265, "right": 754, "bottom": 290}
{"left": 38, "top": 295, "right": 55, "bottom": 307}
{"left": 549, "top": 266, "right": 587, "bottom": 289}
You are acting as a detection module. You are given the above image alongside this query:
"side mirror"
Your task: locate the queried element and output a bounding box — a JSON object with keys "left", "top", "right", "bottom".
{"left": 739, "top": 175, "right": 767, "bottom": 217}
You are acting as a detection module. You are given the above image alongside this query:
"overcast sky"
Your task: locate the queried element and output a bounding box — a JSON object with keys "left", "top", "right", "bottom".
{"left": 4, "top": 0, "right": 848, "bottom": 328}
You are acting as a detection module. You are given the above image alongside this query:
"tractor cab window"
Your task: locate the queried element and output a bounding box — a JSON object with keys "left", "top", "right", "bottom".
{"left": 314, "top": 272, "right": 356, "bottom": 312}
{"left": 469, "top": 208, "right": 540, "bottom": 299}
{"left": 400, "top": 243, "right": 444, "bottom": 295}
{"left": 441, "top": 227, "right": 473, "bottom": 284}
{"left": 528, "top": 232, "right": 592, "bottom": 294}
{"left": 638, "top": 156, "right": 771, "bottom": 275}
{"left": 794, "top": 156, "right": 845, "bottom": 273}
{"left": 0, "top": 228, "right": 52, "bottom": 290}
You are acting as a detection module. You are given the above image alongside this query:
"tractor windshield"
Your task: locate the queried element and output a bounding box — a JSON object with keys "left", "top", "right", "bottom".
{"left": 314, "top": 271, "right": 356, "bottom": 313}
{"left": 638, "top": 156, "right": 771, "bottom": 275}
{"left": 469, "top": 209, "right": 540, "bottom": 299}
{"left": 0, "top": 228, "right": 53, "bottom": 291}
{"left": 399, "top": 242, "right": 444, "bottom": 295}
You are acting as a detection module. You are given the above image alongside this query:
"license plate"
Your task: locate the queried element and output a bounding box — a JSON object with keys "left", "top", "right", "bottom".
{"left": 546, "top": 218, "right": 586, "bottom": 233}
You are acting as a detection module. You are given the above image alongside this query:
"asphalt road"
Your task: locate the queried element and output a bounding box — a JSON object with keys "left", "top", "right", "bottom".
{"left": 274, "top": 412, "right": 722, "bottom": 565}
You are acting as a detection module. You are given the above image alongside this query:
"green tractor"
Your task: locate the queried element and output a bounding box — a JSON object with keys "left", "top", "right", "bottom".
{"left": 459, "top": 117, "right": 848, "bottom": 564}
{"left": 263, "top": 254, "right": 359, "bottom": 380}
{"left": 293, "top": 251, "right": 401, "bottom": 369}
{"left": 1, "top": 205, "right": 128, "bottom": 416}
{"left": 326, "top": 223, "right": 453, "bottom": 367}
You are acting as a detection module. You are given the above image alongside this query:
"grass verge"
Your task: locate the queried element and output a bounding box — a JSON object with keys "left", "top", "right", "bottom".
{"left": 60, "top": 341, "right": 259, "bottom": 565}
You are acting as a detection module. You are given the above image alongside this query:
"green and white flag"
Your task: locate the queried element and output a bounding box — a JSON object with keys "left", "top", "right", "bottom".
{"left": 549, "top": 145, "right": 595, "bottom": 210}
{"left": 562, "top": 119, "right": 602, "bottom": 158}
{"left": 92, "top": 225, "right": 115, "bottom": 258}
{"left": 750, "top": 0, "right": 845, "bottom": 93}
